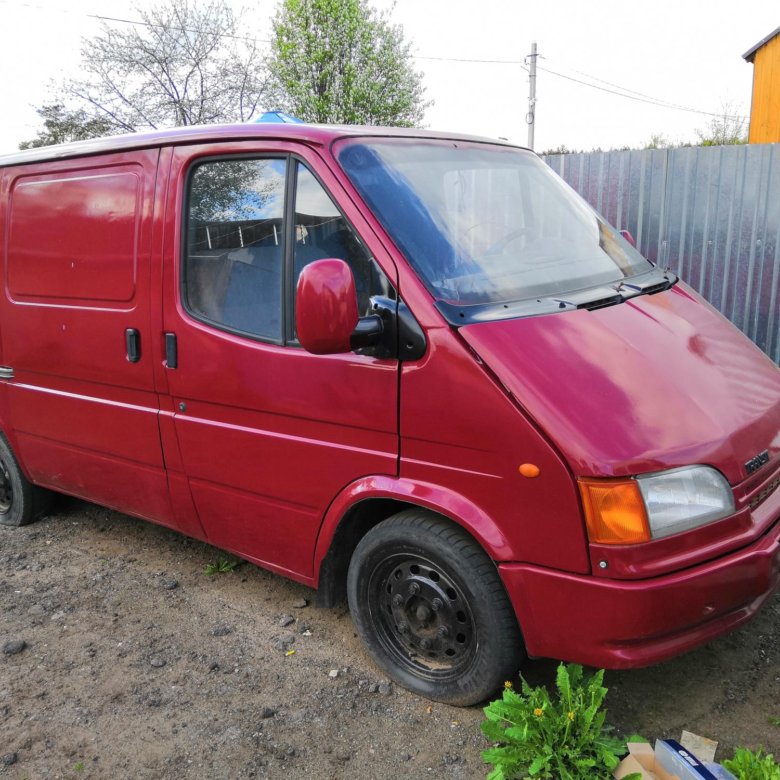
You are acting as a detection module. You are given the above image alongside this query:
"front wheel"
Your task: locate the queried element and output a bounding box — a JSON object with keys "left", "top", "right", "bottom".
{"left": 347, "top": 509, "right": 525, "bottom": 706}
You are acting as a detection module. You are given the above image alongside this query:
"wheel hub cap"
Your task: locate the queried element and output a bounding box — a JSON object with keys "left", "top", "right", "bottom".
{"left": 372, "top": 556, "right": 476, "bottom": 676}
{"left": 0, "top": 463, "right": 12, "bottom": 514}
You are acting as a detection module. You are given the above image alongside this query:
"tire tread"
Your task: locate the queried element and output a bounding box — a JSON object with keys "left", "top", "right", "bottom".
{"left": 347, "top": 508, "right": 524, "bottom": 705}
{"left": 0, "top": 433, "right": 52, "bottom": 527}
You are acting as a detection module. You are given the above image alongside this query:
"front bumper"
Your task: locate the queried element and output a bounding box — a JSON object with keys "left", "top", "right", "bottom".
{"left": 500, "top": 515, "right": 780, "bottom": 669}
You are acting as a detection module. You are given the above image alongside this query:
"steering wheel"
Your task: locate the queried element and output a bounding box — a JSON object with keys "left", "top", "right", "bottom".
{"left": 485, "top": 227, "right": 531, "bottom": 254}
{"left": 462, "top": 221, "right": 530, "bottom": 254}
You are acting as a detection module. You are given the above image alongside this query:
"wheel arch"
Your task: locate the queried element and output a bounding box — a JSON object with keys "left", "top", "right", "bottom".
{"left": 313, "top": 475, "right": 513, "bottom": 607}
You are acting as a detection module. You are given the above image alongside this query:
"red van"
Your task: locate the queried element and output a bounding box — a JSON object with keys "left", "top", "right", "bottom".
{"left": 0, "top": 124, "right": 778, "bottom": 705}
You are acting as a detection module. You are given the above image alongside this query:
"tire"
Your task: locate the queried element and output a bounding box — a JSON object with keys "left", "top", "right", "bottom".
{"left": 0, "top": 433, "right": 52, "bottom": 527}
{"left": 347, "top": 509, "right": 525, "bottom": 706}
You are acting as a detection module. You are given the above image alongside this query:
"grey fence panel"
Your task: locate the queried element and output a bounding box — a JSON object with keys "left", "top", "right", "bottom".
{"left": 544, "top": 144, "right": 780, "bottom": 363}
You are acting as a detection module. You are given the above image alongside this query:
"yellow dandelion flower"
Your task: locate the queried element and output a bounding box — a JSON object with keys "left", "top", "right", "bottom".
{"left": 534, "top": 708, "right": 543, "bottom": 717}
{"left": 504, "top": 681, "right": 513, "bottom": 689}
{"left": 567, "top": 711, "right": 575, "bottom": 721}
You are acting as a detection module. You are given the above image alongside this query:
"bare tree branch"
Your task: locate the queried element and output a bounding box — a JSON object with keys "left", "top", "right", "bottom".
{"left": 29, "top": 0, "right": 270, "bottom": 141}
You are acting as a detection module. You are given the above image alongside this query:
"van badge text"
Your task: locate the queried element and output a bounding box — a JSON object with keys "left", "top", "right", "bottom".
{"left": 745, "top": 450, "right": 770, "bottom": 475}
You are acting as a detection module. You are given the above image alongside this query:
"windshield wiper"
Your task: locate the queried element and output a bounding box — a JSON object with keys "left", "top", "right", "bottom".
{"left": 554, "top": 290, "right": 624, "bottom": 311}
{"left": 562, "top": 270, "right": 677, "bottom": 311}
{"left": 436, "top": 268, "right": 677, "bottom": 326}
{"left": 616, "top": 272, "right": 675, "bottom": 297}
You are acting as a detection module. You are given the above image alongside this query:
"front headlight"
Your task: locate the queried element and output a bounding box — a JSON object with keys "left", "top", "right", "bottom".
{"left": 637, "top": 466, "right": 735, "bottom": 539}
{"left": 579, "top": 465, "right": 734, "bottom": 544}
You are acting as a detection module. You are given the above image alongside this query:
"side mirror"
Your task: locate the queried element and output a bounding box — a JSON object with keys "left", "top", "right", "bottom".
{"left": 295, "top": 258, "right": 360, "bottom": 355}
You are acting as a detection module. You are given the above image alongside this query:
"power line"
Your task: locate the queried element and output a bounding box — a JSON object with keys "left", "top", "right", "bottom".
{"left": 413, "top": 54, "right": 524, "bottom": 64}
{"left": 415, "top": 49, "right": 747, "bottom": 121}
{"left": 4, "top": 0, "right": 526, "bottom": 64}
{"left": 90, "top": 12, "right": 271, "bottom": 43}
{"left": 1, "top": 0, "right": 749, "bottom": 122}
{"left": 542, "top": 57, "right": 685, "bottom": 102}
{"left": 0, "top": 0, "right": 270, "bottom": 44}
{"left": 537, "top": 63, "right": 747, "bottom": 121}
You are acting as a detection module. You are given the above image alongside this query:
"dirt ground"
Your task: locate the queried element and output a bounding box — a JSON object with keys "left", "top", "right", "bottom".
{"left": 1, "top": 497, "right": 778, "bottom": 780}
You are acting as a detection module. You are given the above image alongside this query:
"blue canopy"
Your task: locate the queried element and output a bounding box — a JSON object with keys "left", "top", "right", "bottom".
{"left": 254, "top": 111, "right": 304, "bottom": 124}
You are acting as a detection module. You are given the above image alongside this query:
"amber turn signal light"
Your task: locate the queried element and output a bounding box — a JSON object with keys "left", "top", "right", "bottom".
{"left": 578, "top": 478, "right": 651, "bottom": 545}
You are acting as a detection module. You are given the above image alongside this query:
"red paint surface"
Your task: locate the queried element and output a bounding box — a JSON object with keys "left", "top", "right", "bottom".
{"left": 461, "top": 283, "right": 780, "bottom": 486}
{"left": 0, "top": 150, "right": 170, "bottom": 525}
{"left": 397, "top": 326, "right": 591, "bottom": 573}
{"left": 158, "top": 141, "right": 399, "bottom": 579}
{"left": 7, "top": 171, "right": 139, "bottom": 302}
{"left": 0, "top": 124, "right": 779, "bottom": 670}
{"left": 501, "top": 499, "right": 780, "bottom": 668}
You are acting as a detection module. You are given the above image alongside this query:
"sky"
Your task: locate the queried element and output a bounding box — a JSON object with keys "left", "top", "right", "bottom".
{"left": 0, "top": 0, "right": 777, "bottom": 154}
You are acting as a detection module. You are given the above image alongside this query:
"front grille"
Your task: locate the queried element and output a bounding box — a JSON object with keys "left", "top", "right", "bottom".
{"left": 749, "top": 476, "right": 780, "bottom": 510}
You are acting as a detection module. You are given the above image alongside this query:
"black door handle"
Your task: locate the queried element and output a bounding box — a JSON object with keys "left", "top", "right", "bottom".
{"left": 125, "top": 328, "right": 141, "bottom": 363}
{"left": 165, "top": 332, "right": 178, "bottom": 369}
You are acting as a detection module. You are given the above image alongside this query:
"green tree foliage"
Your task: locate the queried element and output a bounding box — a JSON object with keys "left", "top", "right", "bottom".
{"left": 694, "top": 102, "right": 747, "bottom": 146}
{"left": 539, "top": 144, "right": 581, "bottom": 156}
{"left": 643, "top": 133, "right": 676, "bottom": 150}
{"left": 19, "top": 104, "right": 113, "bottom": 149}
{"left": 268, "top": 0, "right": 430, "bottom": 126}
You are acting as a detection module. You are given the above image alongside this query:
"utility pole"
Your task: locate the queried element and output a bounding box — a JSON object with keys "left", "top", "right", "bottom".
{"left": 527, "top": 41, "right": 537, "bottom": 150}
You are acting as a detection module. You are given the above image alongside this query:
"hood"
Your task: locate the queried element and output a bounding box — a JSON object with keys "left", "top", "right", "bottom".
{"left": 460, "top": 283, "right": 780, "bottom": 485}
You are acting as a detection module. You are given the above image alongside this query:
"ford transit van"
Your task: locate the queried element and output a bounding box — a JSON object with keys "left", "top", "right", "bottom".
{"left": 0, "top": 123, "right": 778, "bottom": 705}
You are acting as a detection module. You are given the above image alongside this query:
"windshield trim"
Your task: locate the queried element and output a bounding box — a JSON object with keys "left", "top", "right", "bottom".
{"left": 435, "top": 267, "right": 678, "bottom": 325}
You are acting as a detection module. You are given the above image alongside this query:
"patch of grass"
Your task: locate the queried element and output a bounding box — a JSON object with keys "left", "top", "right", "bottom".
{"left": 204, "top": 557, "right": 237, "bottom": 576}
{"left": 74, "top": 762, "right": 85, "bottom": 772}
{"left": 770, "top": 716, "right": 780, "bottom": 727}
{"left": 723, "top": 747, "right": 780, "bottom": 780}
{"left": 481, "top": 663, "right": 633, "bottom": 780}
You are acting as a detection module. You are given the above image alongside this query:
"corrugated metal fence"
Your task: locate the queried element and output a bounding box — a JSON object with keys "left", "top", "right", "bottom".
{"left": 543, "top": 144, "right": 780, "bottom": 363}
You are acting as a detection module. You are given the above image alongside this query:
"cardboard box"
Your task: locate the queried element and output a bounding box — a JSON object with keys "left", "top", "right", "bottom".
{"left": 614, "top": 740, "right": 735, "bottom": 780}
{"left": 613, "top": 742, "right": 681, "bottom": 780}
{"left": 655, "top": 740, "right": 721, "bottom": 779}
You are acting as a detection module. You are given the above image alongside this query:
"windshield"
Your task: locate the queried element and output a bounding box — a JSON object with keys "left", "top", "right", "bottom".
{"left": 337, "top": 139, "right": 652, "bottom": 306}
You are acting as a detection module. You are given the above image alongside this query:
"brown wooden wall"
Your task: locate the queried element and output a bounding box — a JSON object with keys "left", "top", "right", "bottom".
{"left": 748, "top": 34, "right": 780, "bottom": 143}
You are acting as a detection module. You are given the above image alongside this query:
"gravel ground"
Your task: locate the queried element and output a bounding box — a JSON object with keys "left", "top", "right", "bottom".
{"left": 1, "top": 497, "right": 778, "bottom": 779}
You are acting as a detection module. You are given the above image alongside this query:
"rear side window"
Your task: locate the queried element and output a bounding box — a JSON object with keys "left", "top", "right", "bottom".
{"left": 184, "top": 156, "right": 391, "bottom": 345}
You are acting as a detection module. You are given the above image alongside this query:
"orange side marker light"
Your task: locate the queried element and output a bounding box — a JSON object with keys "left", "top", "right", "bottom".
{"left": 518, "top": 463, "right": 541, "bottom": 478}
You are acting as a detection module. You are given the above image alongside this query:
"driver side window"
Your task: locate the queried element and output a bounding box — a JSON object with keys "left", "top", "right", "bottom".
{"left": 183, "top": 156, "right": 392, "bottom": 346}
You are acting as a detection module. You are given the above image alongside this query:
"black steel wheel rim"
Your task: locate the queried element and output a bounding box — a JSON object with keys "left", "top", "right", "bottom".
{"left": 367, "top": 553, "right": 477, "bottom": 681}
{"left": 0, "top": 460, "right": 12, "bottom": 514}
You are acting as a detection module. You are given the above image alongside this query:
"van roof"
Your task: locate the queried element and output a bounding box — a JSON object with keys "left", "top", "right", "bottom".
{"left": 0, "top": 122, "right": 520, "bottom": 167}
